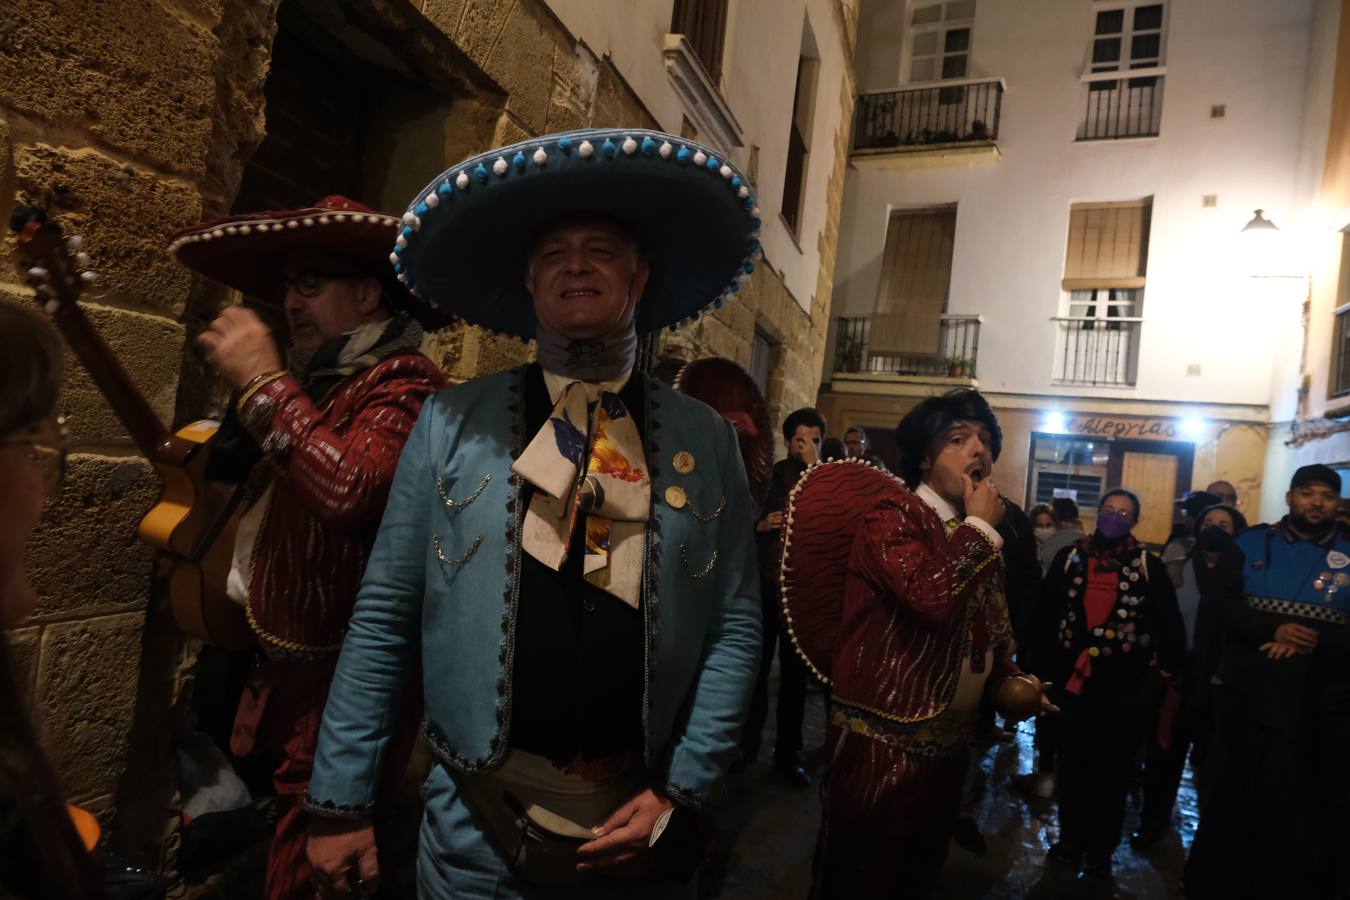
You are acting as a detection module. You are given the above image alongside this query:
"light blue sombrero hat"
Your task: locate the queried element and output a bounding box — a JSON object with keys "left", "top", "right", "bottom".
{"left": 391, "top": 128, "right": 761, "bottom": 340}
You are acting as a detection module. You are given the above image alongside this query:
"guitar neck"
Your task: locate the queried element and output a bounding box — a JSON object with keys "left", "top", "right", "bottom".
{"left": 51, "top": 300, "right": 187, "bottom": 465}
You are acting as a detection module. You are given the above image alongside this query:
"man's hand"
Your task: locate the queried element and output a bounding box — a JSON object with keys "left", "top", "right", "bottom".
{"left": 1274, "top": 622, "right": 1319, "bottom": 652}
{"left": 307, "top": 819, "right": 379, "bottom": 897}
{"left": 962, "top": 473, "right": 1005, "bottom": 528}
{"left": 197, "top": 306, "right": 284, "bottom": 391}
{"left": 790, "top": 435, "right": 819, "bottom": 465}
{"left": 575, "top": 787, "right": 673, "bottom": 877}
{"left": 756, "top": 510, "right": 784, "bottom": 533}
{"left": 1259, "top": 640, "right": 1306, "bottom": 660}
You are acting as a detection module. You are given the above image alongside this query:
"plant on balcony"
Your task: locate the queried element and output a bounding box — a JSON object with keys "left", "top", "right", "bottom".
{"left": 967, "top": 119, "right": 991, "bottom": 141}
{"left": 912, "top": 127, "right": 963, "bottom": 145}
{"left": 942, "top": 356, "right": 975, "bottom": 378}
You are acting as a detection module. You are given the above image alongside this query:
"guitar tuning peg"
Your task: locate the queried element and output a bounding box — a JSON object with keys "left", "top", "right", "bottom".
{"left": 27, "top": 266, "right": 49, "bottom": 281}
{"left": 79, "top": 270, "right": 98, "bottom": 284}
{"left": 67, "top": 235, "right": 84, "bottom": 250}
{"left": 75, "top": 251, "right": 91, "bottom": 267}
{"left": 43, "top": 299, "right": 60, "bottom": 315}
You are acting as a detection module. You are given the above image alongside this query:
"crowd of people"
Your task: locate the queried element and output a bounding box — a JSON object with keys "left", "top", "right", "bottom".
{"left": 1, "top": 125, "right": 1347, "bottom": 900}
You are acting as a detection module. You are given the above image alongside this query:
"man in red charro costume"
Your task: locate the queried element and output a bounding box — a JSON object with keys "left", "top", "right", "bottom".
{"left": 781, "top": 389, "right": 1051, "bottom": 899}
{"left": 166, "top": 197, "right": 446, "bottom": 899}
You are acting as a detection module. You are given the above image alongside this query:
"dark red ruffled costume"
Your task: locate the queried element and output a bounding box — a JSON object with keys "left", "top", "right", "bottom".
{"left": 780, "top": 462, "right": 1013, "bottom": 899}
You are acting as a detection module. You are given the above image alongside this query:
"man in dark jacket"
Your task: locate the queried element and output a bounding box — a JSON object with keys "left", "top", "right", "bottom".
{"left": 738, "top": 407, "right": 824, "bottom": 787}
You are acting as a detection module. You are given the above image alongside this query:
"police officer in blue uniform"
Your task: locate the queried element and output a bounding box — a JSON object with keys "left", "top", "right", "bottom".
{"left": 1186, "top": 464, "right": 1350, "bottom": 899}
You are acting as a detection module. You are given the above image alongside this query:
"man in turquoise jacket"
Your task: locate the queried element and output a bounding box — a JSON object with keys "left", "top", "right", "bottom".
{"left": 303, "top": 129, "right": 764, "bottom": 898}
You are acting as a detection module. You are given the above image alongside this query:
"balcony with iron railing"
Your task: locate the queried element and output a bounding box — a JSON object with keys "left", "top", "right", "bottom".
{"left": 1051, "top": 316, "right": 1143, "bottom": 386}
{"left": 831, "top": 314, "right": 982, "bottom": 379}
{"left": 1077, "top": 69, "right": 1164, "bottom": 141}
{"left": 851, "top": 78, "right": 1004, "bottom": 168}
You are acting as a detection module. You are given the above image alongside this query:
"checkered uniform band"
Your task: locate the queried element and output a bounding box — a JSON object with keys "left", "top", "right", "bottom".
{"left": 1247, "top": 595, "right": 1350, "bottom": 625}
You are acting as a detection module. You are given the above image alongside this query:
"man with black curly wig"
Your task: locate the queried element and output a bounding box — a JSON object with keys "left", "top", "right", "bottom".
{"left": 811, "top": 389, "right": 1050, "bottom": 899}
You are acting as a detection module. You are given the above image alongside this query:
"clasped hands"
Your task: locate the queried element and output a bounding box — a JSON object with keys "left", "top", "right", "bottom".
{"left": 1260, "top": 622, "right": 1320, "bottom": 660}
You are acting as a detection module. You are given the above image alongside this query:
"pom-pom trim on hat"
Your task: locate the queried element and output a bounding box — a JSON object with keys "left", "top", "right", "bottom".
{"left": 395, "top": 129, "right": 762, "bottom": 338}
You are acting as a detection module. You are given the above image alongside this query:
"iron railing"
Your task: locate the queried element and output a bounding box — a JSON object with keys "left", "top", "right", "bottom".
{"left": 1052, "top": 316, "right": 1143, "bottom": 386}
{"left": 832, "top": 314, "right": 982, "bottom": 378}
{"left": 854, "top": 78, "right": 1003, "bottom": 152}
{"left": 1078, "top": 70, "right": 1164, "bottom": 140}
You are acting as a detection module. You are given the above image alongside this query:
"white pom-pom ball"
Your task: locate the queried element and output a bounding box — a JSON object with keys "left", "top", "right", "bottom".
{"left": 622, "top": 137, "right": 638, "bottom": 155}
{"left": 493, "top": 157, "right": 508, "bottom": 175}
{"left": 659, "top": 141, "right": 673, "bottom": 159}
{"left": 456, "top": 172, "right": 470, "bottom": 190}
{"left": 720, "top": 165, "right": 733, "bottom": 179}
{"left": 693, "top": 150, "right": 707, "bottom": 166}
{"left": 425, "top": 192, "right": 439, "bottom": 209}
{"left": 579, "top": 140, "right": 594, "bottom": 158}
{"left": 533, "top": 147, "right": 548, "bottom": 165}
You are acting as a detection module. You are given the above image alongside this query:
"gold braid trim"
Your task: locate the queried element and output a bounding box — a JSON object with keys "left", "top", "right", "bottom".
{"left": 245, "top": 600, "right": 346, "bottom": 656}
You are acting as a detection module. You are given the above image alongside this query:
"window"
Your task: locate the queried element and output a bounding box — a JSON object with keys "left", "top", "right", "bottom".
{"left": 1054, "top": 200, "right": 1151, "bottom": 386}
{"left": 871, "top": 206, "right": 957, "bottom": 359}
{"left": 1081, "top": 1, "right": 1166, "bottom": 139}
{"left": 670, "top": 0, "right": 729, "bottom": 83}
{"left": 1332, "top": 309, "right": 1350, "bottom": 398}
{"left": 780, "top": 20, "right": 820, "bottom": 237}
{"left": 1331, "top": 233, "right": 1350, "bottom": 398}
{"left": 750, "top": 328, "right": 775, "bottom": 395}
{"left": 908, "top": 1, "right": 976, "bottom": 83}
{"left": 1089, "top": 1, "right": 1165, "bottom": 86}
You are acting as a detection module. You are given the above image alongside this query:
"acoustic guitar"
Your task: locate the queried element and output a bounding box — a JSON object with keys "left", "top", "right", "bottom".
{"left": 11, "top": 206, "right": 253, "bottom": 649}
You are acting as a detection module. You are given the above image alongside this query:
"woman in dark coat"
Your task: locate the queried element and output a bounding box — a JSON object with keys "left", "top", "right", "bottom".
{"left": 1134, "top": 503, "right": 1247, "bottom": 845}
{"left": 1028, "top": 488, "right": 1185, "bottom": 879}
{"left": 0, "top": 303, "right": 103, "bottom": 898}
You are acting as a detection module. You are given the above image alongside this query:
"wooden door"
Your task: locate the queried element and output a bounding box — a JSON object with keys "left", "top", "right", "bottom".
{"left": 1121, "top": 450, "right": 1178, "bottom": 545}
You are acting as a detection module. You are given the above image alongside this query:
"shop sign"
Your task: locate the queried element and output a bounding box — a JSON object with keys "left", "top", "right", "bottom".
{"left": 1060, "top": 416, "right": 1180, "bottom": 440}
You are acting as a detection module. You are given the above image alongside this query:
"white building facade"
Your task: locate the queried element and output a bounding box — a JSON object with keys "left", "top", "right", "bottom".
{"left": 820, "top": 0, "right": 1330, "bottom": 539}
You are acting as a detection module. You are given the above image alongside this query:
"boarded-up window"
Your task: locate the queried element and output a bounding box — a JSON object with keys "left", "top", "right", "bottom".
{"left": 1062, "top": 199, "right": 1151, "bottom": 290}
{"left": 870, "top": 207, "right": 957, "bottom": 356}
{"left": 671, "top": 0, "right": 729, "bottom": 83}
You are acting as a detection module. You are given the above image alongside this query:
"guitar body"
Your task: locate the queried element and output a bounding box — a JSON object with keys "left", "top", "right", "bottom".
{"left": 138, "top": 420, "right": 253, "bottom": 649}
{"left": 13, "top": 208, "right": 254, "bottom": 649}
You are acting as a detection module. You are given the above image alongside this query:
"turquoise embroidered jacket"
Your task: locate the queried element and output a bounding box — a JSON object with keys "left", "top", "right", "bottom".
{"left": 305, "top": 366, "right": 762, "bottom": 815}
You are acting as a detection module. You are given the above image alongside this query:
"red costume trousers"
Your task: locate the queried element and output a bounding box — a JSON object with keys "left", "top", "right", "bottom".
{"left": 234, "top": 660, "right": 422, "bottom": 900}
{"left": 812, "top": 726, "right": 969, "bottom": 900}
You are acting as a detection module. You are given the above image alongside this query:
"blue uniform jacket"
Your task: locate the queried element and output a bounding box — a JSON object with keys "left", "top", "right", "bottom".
{"left": 1220, "top": 521, "right": 1350, "bottom": 725}
{"left": 305, "top": 366, "right": 762, "bottom": 816}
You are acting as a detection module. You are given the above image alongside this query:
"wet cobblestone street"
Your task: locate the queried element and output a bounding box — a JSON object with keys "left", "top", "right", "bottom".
{"left": 710, "top": 673, "right": 1194, "bottom": 899}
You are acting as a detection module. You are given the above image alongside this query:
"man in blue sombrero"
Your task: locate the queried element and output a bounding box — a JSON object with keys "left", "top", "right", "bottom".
{"left": 303, "top": 129, "right": 764, "bottom": 898}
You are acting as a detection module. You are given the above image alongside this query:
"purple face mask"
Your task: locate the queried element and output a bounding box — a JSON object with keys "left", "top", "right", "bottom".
{"left": 1096, "top": 512, "right": 1133, "bottom": 540}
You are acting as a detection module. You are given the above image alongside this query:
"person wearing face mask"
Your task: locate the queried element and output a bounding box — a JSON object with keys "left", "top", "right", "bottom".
{"left": 1133, "top": 503, "right": 1246, "bottom": 848}
{"left": 1031, "top": 504, "right": 1056, "bottom": 561}
{"left": 1185, "top": 465, "right": 1350, "bottom": 900}
{"left": 166, "top": 196, "right": 447, "bottom": 899}
{"left": 0, "top": 303, "right": 102, "bottom": 899}
{"left": 1028, "top": 488, "right": 1184, "bottom": 881}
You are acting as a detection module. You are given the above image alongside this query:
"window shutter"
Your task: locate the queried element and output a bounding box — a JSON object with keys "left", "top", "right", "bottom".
{"left": 1062, "top": 199, "right": 1151, "bottom": 290}
{"left": 870, "top": 207, "right": 957, "bottom": 355}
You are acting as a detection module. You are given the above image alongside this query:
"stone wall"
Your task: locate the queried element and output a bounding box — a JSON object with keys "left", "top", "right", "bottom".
{"left": 1, "top": 0, "right": 855, "bottom": 879}
{"left": 0, "top": 0, "right": 277, "bottom": 860}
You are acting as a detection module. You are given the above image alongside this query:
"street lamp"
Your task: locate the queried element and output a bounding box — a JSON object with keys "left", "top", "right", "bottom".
{"left": 1240, "top": 208, "right": 1279, "bottom": 235}
{"left": 1238, "top": 208, "right": 1304, "bottom": 278}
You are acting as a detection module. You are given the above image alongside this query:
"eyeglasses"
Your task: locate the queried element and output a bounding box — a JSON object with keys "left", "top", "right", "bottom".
{"left": 2, "top": 416, "right": 69, "bottom": 494}
{"left": 280, "top": 270, "right": 369, "bottom": 298}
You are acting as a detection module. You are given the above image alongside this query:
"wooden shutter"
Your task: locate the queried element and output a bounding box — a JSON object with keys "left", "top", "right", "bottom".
{"left": 671, "top": 0, "right": 729, "bottom": 82}
{"left": 1062, "top": 199, "right": 1151, "bottom": 291}
{"left": 1120, "top": 450, "right": 1178, "bottom": 546}
{"left": 870, "top": 207, "right": 957, "bottom": 356}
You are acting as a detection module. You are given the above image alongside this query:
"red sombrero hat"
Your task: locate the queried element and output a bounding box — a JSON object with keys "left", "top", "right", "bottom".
{"left": 672, "top": 357, "right": 773, "bottom": 506}
{"left": 166, "top": 195, "right": 419, "bottom": 314}
{"left": 779, "top": 458, "right": 907, "bottom": 684}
